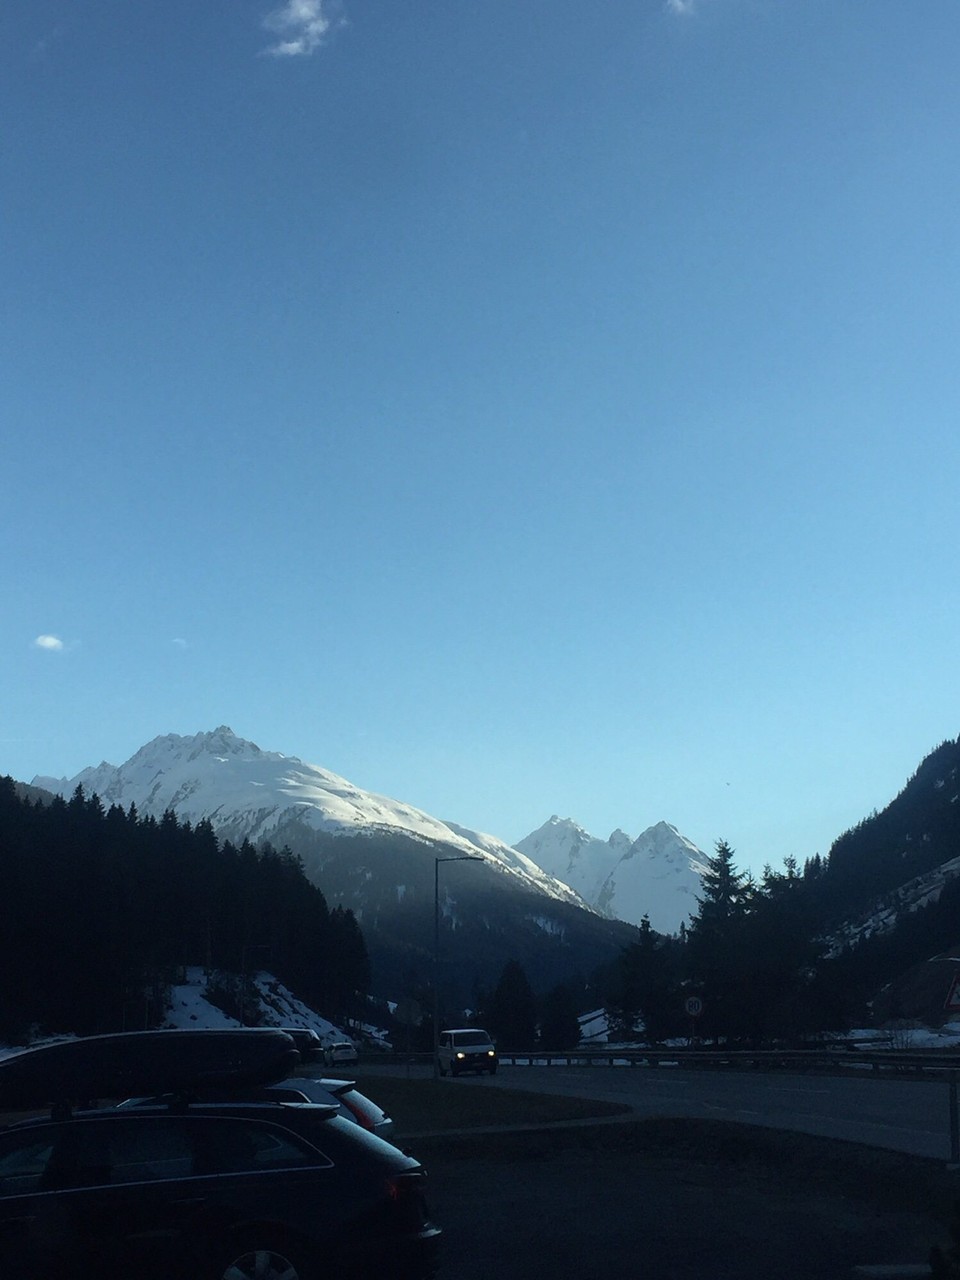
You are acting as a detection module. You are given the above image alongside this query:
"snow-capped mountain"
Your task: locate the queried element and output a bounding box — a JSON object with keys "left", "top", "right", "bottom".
{"left": 33, "top": 726, "right": 584, "bottom": 910}
{"left": 515, "top": 817, "right": 708, "bottom": 934}
{"left": 30, "top": 728, "right": 647, "bottom": 1005}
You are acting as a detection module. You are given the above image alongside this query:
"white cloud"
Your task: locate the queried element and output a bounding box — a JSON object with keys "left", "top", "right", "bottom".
{"left": 666, "top": 0, "right": 696, "bottom": 13}
{"left": 172, "top": 638, "right": 188, "bottom": 650}
{"left": 33, "top": 634, "right": 64, "bottom": 652}
{"left": 261, "top": 0, "right": 337, "bottom": 57}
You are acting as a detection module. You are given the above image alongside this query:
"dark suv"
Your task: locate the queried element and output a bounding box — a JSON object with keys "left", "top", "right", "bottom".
{"left": 0, "top": 1033, "right": 440, "bottom": 1280}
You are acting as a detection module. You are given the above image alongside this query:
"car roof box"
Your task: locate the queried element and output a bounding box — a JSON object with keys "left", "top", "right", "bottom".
{"left": 0, "top": 1029, "right": 300, "bottom": 1111}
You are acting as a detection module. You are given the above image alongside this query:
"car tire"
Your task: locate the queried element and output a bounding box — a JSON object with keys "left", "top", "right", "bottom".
{"left": 217, "top": 1241, "right": 315, "bottom": 1280}
{"left": 488, "top": 1065, "right": 497, "bottom": 1075}
{"left": 437, "top": 1061, "right": 447, "bottom": 1077}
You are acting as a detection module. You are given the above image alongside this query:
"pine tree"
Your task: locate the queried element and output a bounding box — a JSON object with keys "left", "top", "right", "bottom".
{"left": 607, "top": 915, "right": 676, "bottom": 1043}
{"left": 484, "top": 959, "right": 537, "bottom": 1049}
{"left": 687, "top": 839, "right": 750, "bottom": 1042}
{"left": 539, "top": 982, "right": 581, "bottom": 1050}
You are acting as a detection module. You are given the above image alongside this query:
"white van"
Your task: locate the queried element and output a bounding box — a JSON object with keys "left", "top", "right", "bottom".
{"left": 437, "top": 1027, "right": 498, "bottom": 1077}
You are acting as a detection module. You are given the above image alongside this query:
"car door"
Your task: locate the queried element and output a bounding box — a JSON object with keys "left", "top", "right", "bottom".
{"left": 438, "top": 1033, "right": 451, "bottom": 1071}
{"left": 37, "top": 1116, "right": 199, "bottom": 1279}
{"left": 0, "top": 1129, "right": 57, "bottom": 1279}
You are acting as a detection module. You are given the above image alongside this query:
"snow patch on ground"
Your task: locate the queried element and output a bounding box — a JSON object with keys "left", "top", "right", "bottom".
{"left": 161, "top": 967, "right": 345, "bottom": 1044}
{"left": 0, "top": 970, "right": 354, "bottom": 1058}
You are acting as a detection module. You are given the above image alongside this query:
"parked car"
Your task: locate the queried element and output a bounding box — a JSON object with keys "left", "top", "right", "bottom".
{"left": 437, "top": 1028, "right": 498, "bottom": 1077}
{"left": 0, "top": 1030, "right": 439, "bottom": 1280}
{"left": 265, "top": 1077, "right": 394, "bottom": 1140}
{"left": 277, "top": 1027, "right": 324, "bottom": 1063}
{"left": 324, "top": 1040, "right": 359, "bottom": 1068}
{"left": 122, "top": 1077, "right": 395, "bottom": 1142}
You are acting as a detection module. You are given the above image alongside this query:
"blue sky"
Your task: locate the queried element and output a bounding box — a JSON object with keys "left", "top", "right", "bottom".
{"left": 5, "top": 0, "right": 960, "bottom": 873}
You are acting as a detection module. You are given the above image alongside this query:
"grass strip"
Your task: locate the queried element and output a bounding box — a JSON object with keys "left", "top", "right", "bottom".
{"left": 352, "top": 1073, "right": 630, "bottom": 1132}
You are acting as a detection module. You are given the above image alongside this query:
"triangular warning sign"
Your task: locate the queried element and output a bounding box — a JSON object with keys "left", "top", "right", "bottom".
{"left": 944, "top": 972, "right": 960, "bottom": 1011}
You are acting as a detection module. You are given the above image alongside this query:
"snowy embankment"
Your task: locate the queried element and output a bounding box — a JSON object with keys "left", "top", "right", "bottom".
{"left": 162, "top": 967, "right": 343, "bottom": 1038}
{"left": 0, "top": 968, "right": 368, "bottom": 1059}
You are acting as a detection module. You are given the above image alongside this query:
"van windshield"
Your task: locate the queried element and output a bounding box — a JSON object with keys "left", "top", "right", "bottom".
{"left": 453, "top": 1032, "right": 491, "bottom": 1047}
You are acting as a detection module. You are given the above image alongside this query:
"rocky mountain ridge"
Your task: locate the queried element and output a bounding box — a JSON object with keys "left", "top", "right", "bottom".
{"left": 515, "top": 816, "right": 707, "bottom": 934}
{"left": 31, "top": 728, "right": 645, "bottom": 1003}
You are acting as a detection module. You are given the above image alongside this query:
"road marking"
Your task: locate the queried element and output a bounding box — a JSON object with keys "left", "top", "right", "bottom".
{"left": 760, "top": 1086, "right": 830, "bottom": 1095}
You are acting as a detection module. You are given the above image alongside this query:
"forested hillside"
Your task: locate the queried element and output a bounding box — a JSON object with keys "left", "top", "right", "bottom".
{"left": 0, "top": 778, "right": 369, "bottom": 1040}
{"left": 813, "top": 737, "right": 960, "bottom": 917}
{"left": 601, "top": 739, "right": 960, "bottom": 1045}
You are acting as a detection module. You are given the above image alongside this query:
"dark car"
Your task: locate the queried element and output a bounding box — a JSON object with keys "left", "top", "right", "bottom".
{"left": 0, "top": 1030, "right": 439, "bottom": 1280}
{"left": 277, "top": 1027, "right": 324, "bottom": 1064}
{"left": 121, "top": 1077, "right": 395, "bottom": 1142}
{"left": 0, "top": 1101, "right": 438, "bottom": 1280}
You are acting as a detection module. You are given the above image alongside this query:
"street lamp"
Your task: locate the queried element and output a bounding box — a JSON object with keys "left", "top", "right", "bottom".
{"left": 433, "top": 855, "right": 483, "bottom": 1080}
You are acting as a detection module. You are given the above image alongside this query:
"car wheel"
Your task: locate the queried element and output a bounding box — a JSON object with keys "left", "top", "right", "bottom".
{"left": 437, "top": 1061, "right": 447, "bottom": 1077}
{"left": 488, "top": 1065, "right": 497, "bottom": 1075}
{"left": 219, "top": 1244, "right": 314, "bottom": 1280}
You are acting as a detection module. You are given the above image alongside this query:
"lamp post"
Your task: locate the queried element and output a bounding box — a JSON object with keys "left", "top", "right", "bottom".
{"left": 433, "top": 855, "right": 483, "bottom": 1080}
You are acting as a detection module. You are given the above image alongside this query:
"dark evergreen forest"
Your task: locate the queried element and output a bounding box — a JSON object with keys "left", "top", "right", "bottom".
{"left": 600, "top": 738, "right": 960, "bottom": 1046}
{"left": 0, "top": 778, "right": 369, "bottom": 1041}
{"left": 5, "top": 733, "right": 960, "bottom": 1050}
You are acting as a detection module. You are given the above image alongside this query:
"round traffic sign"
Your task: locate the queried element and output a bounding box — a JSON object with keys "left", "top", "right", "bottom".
{"left": 684, "top": 995, "right": 704, "bottom": 1018}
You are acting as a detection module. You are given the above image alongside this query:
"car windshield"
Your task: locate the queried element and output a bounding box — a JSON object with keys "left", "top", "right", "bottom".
{"left": 453, "top": 1032, "right": 490, "bottom": 1047}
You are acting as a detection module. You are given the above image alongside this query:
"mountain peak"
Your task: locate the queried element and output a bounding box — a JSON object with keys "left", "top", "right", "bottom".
{"left": 516, "top": 816, "right": 706, "bottom": 933}
{"left": 135, "top": 727, "right": 261, "bottom": 758}
{"left": 30, "top": 728, "right": 589, "bottom": 913}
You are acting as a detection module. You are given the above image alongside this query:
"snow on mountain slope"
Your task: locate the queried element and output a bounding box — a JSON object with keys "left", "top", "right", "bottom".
{"left": 825, "top": 851, "right": 960, "bottom": 957}
{"left": 515, "top": 816, "right": 707, "bottom": 934}
{"left": 33, "top": 727, "right": 587, "bottom": 910}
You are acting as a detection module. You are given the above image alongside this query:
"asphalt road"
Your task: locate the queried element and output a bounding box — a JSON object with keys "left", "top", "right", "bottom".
{"left": 419, "top": 1137, "right": 941, "bottom": 1280}
{"left": 357, "top": 1064, "right": 954, "bottom": 1277}
{"left": 370, "top": 1062, "right": 956, "bottom": 1159}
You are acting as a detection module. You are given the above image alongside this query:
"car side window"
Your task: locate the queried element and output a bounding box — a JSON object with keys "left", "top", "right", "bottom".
{"left": 37, "top": 1119, "right": 193, "bottom": 1190}
{"left": 196, "top": 1119, "right": 332, "bottom": 1175}
{"left": 106, "top": 1118, "right": 194, "bottom": 1184}
{"left": 0, "top": 1135, "right": 56, "bottom": 1197}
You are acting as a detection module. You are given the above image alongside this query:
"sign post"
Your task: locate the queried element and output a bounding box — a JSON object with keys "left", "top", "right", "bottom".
{"left": 684, "top": 995, "right": 704, "bottom": 1045}
{"left": 394, "top": 998, "right": 422, "bottom": 1076}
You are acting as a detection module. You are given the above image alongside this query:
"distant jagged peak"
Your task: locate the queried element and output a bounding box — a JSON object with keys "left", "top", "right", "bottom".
{"left": 545, "top": 815, "right": 588, "bottom": 834}
{"left": 515, "top": 813, "right": 707, "bottom": 933}
{"left": 530, "top": 815, "right": 593, "bottom": 843}
{"left": 132, "top": 726, "right": 273, "bottom": 763}
{"left": 632, "top": 820, "right": 694, "bottom": 853}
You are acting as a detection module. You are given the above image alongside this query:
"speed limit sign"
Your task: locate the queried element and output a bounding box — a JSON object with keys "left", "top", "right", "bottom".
{"left": 684, "top": 995, "right": 704, "bottom": 1018}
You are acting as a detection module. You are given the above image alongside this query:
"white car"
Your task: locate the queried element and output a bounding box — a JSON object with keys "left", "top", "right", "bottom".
{"left": 324, "top": 1039, "right": 359, "bottom": 1067}
{"left": 266, "top": 1076, "right": 394, "bottom": 1140}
